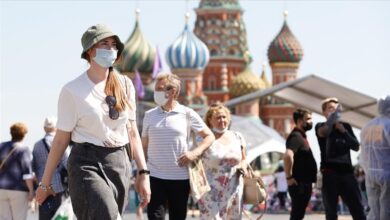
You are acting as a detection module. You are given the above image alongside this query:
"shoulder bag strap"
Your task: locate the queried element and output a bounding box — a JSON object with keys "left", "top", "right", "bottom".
{"left": 233, "top": 131, "right": 247, "bottom": 161}
{"left": 123, "top": 75, "right": 134, "bottom": 161}
{"left": 0, "top": 145, "right": 18, "bottom": 170}
{"left": 185, "top": 108, "right": 191, "bottom": 149}
{"left": 42, "top": 138, "right": 64, "bottom": 169}
{"left": 42, "top": 138, "right": 50, "bottom": 153}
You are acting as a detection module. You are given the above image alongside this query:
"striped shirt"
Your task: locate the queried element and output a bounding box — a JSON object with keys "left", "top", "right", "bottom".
{"left": 142, "top": 103, "right": 206, "bottom": 180}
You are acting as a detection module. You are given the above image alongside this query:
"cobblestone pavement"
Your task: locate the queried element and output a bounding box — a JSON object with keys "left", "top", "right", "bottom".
{"left": 28, "top": 210, "right": 353, "bottom": 220}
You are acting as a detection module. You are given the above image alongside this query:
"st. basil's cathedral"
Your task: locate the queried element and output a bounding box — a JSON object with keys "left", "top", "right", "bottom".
{"left": 116, "top": 0, "right": 304, "bottom": 166}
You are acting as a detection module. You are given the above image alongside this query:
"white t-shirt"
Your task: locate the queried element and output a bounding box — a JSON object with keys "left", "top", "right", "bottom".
{"left": 274, "top": 171, "right": 288, "bottom": 192}
{"left": 57, "top": 71, "right": 136, "bottom": 147}
{"left": 142, "top": 104, "right": 206, "bottom": 180}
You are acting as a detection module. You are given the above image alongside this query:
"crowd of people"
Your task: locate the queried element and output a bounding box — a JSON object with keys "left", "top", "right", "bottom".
{"left": 0, "top": 23, "right": 389, "bottom": 220}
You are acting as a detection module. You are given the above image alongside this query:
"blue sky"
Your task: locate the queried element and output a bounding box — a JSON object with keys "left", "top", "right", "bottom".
{"left": 1, "top": 1, "right": 388, "bottom": 165}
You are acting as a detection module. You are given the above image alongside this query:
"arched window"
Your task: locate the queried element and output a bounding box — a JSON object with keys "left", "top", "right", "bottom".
{"left": 209, "top": 76, "right": 216, "bottom": 90}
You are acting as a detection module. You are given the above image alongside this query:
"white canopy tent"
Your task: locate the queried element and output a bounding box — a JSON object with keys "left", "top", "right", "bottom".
{"left": 230, "top": 115, "right": 286, "bottom": 163}
{"left": 226, "top": 74, "right": 378, "bottom": 129}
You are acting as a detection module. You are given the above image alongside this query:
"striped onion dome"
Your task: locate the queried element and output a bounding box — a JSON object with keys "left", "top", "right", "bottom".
{"left": 117, "top": 11, "right": 155, "bottom": 73}
{"left": 267, "top": 11, "right": 303, "bottom": 63}
{"left": 229, "top": 67, "right": 266, "bottom": 98}
{"left": 166, "top": 16, "right": 209, "bottom": 70}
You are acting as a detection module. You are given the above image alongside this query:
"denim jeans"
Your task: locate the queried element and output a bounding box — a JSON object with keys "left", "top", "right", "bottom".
{"left": 366, "top": 176, "right": 390, "bottom": 220}
{"left": 322, "top": 172, "right": 366, "bottom": 220}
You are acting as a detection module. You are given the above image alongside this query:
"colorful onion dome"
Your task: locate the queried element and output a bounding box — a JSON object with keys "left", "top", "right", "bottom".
{"left": 267, "top": 11, "right": 303, "bottom": 63}
{"left": 118, "top": 10, "right": 155, "bottom": 73}
{"left": 166, "top": 14, "right": 209, "bottom": 70}
{"left": 229, "top": 67, "right": 266, "bottom": 98}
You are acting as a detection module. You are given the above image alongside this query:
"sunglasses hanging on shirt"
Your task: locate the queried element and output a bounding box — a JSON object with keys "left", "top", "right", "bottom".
{"left": 105, "top": 96, "right": 119, "bottom": 120}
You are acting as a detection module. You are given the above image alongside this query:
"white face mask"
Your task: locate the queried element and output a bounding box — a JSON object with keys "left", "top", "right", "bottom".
{"left": 154, "top": 91, "right": 168, "bottom": 106}
{"left": 212, "top": 127, "right": 228, "bottom": 134}
{"left": 93, "top": 48, "right": 117, "bottom": 68}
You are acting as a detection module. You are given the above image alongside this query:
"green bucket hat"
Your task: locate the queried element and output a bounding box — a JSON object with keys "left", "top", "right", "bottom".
{"left": 81, "top": 24, "right": 124, "bottom": 60}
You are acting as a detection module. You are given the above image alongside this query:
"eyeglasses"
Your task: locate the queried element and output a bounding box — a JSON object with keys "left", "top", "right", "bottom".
{"left": 105, "top": 96, "right": 119, "bottom": 120}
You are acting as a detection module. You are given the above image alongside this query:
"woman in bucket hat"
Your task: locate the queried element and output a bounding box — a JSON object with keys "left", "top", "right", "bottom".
{"left": 35, "top": 24, "right": 151, "bottom": 220}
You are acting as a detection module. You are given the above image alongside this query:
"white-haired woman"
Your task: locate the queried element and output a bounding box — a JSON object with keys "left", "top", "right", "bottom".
{"left": 142, "top": 73, "right": 214, "bottom": 220}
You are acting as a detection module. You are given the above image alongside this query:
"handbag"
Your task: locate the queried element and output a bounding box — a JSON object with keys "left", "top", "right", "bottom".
{"left": 185, "top": 108, "right": 211, "bottom": 202}
{"left": 243, "top": 165, "right": 267, "bottom": 205}
{"left": 233, "top": 131, "right": 267, "bottom": 205}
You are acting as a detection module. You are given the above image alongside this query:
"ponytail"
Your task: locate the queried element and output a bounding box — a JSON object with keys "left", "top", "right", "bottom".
{"left": 105, "top": 67, "right": 132, "bottom": 112}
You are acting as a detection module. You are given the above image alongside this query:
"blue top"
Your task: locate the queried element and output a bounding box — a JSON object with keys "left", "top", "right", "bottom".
{"left": 0, "top": 141, "right": 34, "bottom": 192}
{"left": 32, "top": 133, "right": 68, "bottom": 193}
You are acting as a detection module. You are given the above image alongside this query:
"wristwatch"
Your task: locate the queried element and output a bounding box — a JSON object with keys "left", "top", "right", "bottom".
{"left": 138, "top": 169, "right": 150, "bottom": 175}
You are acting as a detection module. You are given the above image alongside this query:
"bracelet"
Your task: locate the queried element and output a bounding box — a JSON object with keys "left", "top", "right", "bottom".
{"left": 138, "top": 169, "right": 150, "bottom": 175}
{"left": 38, "top": 182, "right": 52, "bottom": 192}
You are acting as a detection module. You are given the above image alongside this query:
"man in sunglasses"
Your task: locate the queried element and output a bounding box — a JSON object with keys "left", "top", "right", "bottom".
{"left": 142, "top": 73, "right": 215, "bottom": 220}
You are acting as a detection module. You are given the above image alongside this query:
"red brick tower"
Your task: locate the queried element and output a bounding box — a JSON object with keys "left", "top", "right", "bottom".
{"left": 194, "top": 0, "right": 250, "bottom": 104}
{"left": 260, "top": 11, "right": 304, "bottom": 138}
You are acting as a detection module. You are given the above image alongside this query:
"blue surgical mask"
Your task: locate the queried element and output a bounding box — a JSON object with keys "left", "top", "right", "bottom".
{"left": 93, "top": 48, "right": 117, "bottom": 68}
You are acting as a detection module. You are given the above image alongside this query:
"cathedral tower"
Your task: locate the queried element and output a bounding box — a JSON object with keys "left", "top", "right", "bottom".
{"left": 194, "top": 0, "right": 250, "bottom": 103}
{"left": 166, "top": 13, "right": 210, "bottom": 109}
{"left": 260, "top": 11, "right": 304, "bottom": 137}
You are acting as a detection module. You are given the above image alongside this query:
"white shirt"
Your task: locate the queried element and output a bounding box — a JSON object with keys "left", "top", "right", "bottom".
{"left": 56, "top": 71, "right": 136, "bottom": 147}
{"left": 274, "top": 171, "right": 288, "bottom": 192}
{"left": 142, "top": 103, "right": 206, "bottom": 180}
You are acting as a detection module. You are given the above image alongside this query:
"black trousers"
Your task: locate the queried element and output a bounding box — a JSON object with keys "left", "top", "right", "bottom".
{"left": 277, "top": 191, "right": 288, "bottom": 209}
{"left": 288, "top": 182, "right": 312, "bottom": 220}
{"left": 322, "top": 172, "right": 366, "bottom": 220}
{"left": 147, "top": 176, "right": 190, "bottom": 220}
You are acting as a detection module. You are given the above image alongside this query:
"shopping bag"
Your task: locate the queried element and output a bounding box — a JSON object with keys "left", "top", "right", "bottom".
{"left": 188, "top": 159, "right": 211, "bottom": 201}
{"left": 185, "top": 107, "right": 211, "bottom": 201}
{"left": 52, "top": 197, "right": 76, "bottom": 220}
